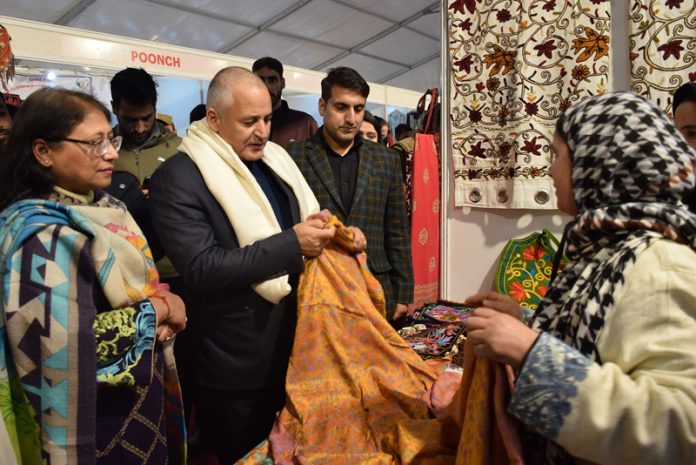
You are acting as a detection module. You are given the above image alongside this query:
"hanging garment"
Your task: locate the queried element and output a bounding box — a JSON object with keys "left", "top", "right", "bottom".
{"left": 448, "top": 2, "right": 611, "bottom": 209}
{"left": 409, "top": 133, "right": 441, "bottom": 310}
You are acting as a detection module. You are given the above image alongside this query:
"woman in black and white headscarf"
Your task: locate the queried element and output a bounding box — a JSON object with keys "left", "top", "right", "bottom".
{"left": 465, "top": 91, "right": 696, "bottom": 465}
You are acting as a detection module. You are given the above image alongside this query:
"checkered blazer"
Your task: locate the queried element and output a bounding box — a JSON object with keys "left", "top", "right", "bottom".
{"left": 287, "top": 131, "right": 414, "bottom": 305}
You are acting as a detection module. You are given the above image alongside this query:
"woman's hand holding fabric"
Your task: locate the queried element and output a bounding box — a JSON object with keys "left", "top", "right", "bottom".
{"left": 151, "top": 291, "right": 187, "bottom": 342}
{"left": 466, "top": 307, "right": 539, "bottom": 369}
{"left": 465, "top": 291, "right": 524, "bottom": 320}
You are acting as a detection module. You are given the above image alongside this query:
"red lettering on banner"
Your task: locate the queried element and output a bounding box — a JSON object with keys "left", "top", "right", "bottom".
{"left": 130, "top": 50, "right": 181, "bottom": 68}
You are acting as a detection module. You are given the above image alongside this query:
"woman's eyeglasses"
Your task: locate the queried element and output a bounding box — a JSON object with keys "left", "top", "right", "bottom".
{"left": 60, "top": 135, "right": 123, "bottom": 157}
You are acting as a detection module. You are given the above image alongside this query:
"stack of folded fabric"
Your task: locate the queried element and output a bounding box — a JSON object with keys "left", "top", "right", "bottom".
{"left": 398, "top": 302, "right": 474, "bottom": 365}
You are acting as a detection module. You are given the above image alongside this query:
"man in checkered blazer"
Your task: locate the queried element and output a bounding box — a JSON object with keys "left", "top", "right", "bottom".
{"left": 287, "top": 67, "right": 414, "bottom": 321}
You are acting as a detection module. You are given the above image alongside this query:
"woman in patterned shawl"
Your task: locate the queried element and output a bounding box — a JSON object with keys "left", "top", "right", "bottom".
{"left": 465, "top": 92, "right": 696, "bottom": 464}
{"left": 0, "top": 88, "right": 187, "bottom": 465}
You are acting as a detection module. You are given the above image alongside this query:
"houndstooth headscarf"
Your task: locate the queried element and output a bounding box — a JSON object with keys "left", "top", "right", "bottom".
{"left": 531, "top": 91, "right": 696, "bottom": 361}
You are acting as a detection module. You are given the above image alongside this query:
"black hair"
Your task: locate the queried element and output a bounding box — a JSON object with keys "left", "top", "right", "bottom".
{"left": 110, "top": 67, "right": 157, "bottom": 108}
{"left": 252, "top": 57, "right": 284, "bottom": 77}
{"left": 189, "top": 103, "right": 207, "bottom": 124}
{"left": 394, "top": 123, "right": 413, "bottom": 140}
{"left": 374, "top": 116, "right": 389, "bottom": 145}
{"left": 673, "top": 82, "right": 696, "bottom": 116}
{"left": 5, "top": 103, "right": 18, "bottom": 119}
{"left": 321, "top": 67, "right": 370, "bottom": 102}
{"left": 362, "top": 111, "right": 382, "bottom": 144}
{"left": 0, "top": 101, "right": 17, "bottom": 120}
{"left": 0, "top": 88, "right": 111, "bottom": 211}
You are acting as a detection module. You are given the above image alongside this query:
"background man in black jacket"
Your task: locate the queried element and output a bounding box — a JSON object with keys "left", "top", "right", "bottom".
{"left": 149, "top": 67, "right": 334, "bottom": 463}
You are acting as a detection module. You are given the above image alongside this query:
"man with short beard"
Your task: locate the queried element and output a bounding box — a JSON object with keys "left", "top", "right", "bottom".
{"left": 253, "top": 56, "right": 318, "bottom": 147}
{"left": 287, "top": 67, "right": 414, "bottom": 323}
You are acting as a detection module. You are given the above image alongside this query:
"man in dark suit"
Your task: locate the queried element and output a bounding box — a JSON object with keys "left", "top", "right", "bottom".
{"left": 287, "top": 67, "right": 414, "bottom": 321}
{"left": 149, "top": 67, "right": 334, "bottom": 463}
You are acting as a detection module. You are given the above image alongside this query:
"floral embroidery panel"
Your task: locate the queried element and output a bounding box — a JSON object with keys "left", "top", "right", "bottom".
{"left": 448, "top": 0, "right": 612, "bottom": 209}
{"left": 629, "top": 0, "right": 696, "bottom": 116}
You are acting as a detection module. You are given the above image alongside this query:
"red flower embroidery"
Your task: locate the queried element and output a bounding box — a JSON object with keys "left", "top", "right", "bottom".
{"left": 522, "top": 244, "right": 545, "bottom": 261}
{"left": 453, "top": 55, "right": 474, "bottom": 73}
{"left": 657, "top": 40, "right": 683, "bottom": 60}
{"left": 521, "top": 136, "right": 542, "bottom": 155}
{"left": 534, "top": 40, "right": 557, "bottom": 59}
{"left": 476, "top": 82, "right": 486, "bottom": 91}
{"left": 537, "top": 285, "right": 548, "bottom": 297}
{"left": 497, "top": 9, "right": 512, "bottom": 22}
{"left": 665, "top": 0, "right": 682, "bottom": 8}
{"left": 542, "top": 0, "right": 556, "bottom": 11}
{"left": 469, "top": 109, "right": 482, "bottom": 122}
{"left": 690, "top": 72, "right": 696, "bottom": 81}
{"left": 468, "top": 141, "right": 486, "bottom": 158}
{"left": 499, "top": 141, "right": 512, "bottom": 157}
{"left": 525, "top": 101, "right": 539, "bottom": 116}
{"left": 449, "top": 0, "right": 478, "bottom": 14}
{"left": 459, "top": 18, "right": 473, "bottom": 33}
{"left": 509, "top": 281, "right": 527, "bottom": 302}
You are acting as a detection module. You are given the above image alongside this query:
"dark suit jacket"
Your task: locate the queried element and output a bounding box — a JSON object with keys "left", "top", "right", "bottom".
{"left": 287, "top": 131, "right": 414, "bottom": 313}
{"left": 104, "top": 171, "right": 164, "bottom": 261}
{"left": 270, "top": 100, "right": 318, "bottom": 148}
{"left": 149, "top": 152, "right": 304, "bottom": 390}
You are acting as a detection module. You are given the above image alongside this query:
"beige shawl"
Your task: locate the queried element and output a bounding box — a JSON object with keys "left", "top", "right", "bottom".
{"left": 179, "top": 119, "right": 319, "bottom": 303}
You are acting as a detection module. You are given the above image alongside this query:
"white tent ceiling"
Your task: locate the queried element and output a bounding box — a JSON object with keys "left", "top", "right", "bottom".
{"left": 1, "top": 0, "right": 442, "bottom": 92}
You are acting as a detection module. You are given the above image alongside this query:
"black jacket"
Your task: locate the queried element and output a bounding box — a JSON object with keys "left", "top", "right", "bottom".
{"left": 104, "top": 171, "right": 164, "bottom": 261}
{"left": 149, "top": 153, "right": 304, "bottom": 390}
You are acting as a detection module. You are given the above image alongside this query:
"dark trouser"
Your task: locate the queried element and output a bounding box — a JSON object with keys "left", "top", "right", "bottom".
{"left": 195, "top": 384, "right": 286, "bottom": 464}
{"left": 373, "top": 271, "right": 396, "bottom": 320}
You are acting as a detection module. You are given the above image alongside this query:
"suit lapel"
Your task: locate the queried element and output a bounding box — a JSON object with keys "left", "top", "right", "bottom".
{"left": 306, "top": 138, "right": 346, "bottom": 216}
{"left": 350, "top": 142, "right": 371, "bottom": 216}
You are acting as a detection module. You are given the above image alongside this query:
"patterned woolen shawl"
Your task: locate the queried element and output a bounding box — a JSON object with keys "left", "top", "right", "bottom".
{"left": 531, "top": 91, "right": 696, "bottom": 361}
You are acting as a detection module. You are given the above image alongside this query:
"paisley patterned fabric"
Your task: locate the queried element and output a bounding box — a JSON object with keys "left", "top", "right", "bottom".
{"left": 237, "top": 218, "right": 454, "bottom": 464}
{"left": 440, "top": 340, "right": 525, "bottom": 465}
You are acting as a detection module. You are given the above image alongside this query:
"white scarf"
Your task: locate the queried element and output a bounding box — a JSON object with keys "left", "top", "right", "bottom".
{"left": 179, "top": 119, "right": 319, "bottom": 303}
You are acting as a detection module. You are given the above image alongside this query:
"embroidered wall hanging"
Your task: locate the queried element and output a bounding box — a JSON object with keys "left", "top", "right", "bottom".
{"left": 495, "top": 229, "right": 565, "bottom": 310}
{"left": 448, "top": 0, "right": 612, "bottom": 209}
{"left": 629, "top": 0, "right": 696, "bottom": 116}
